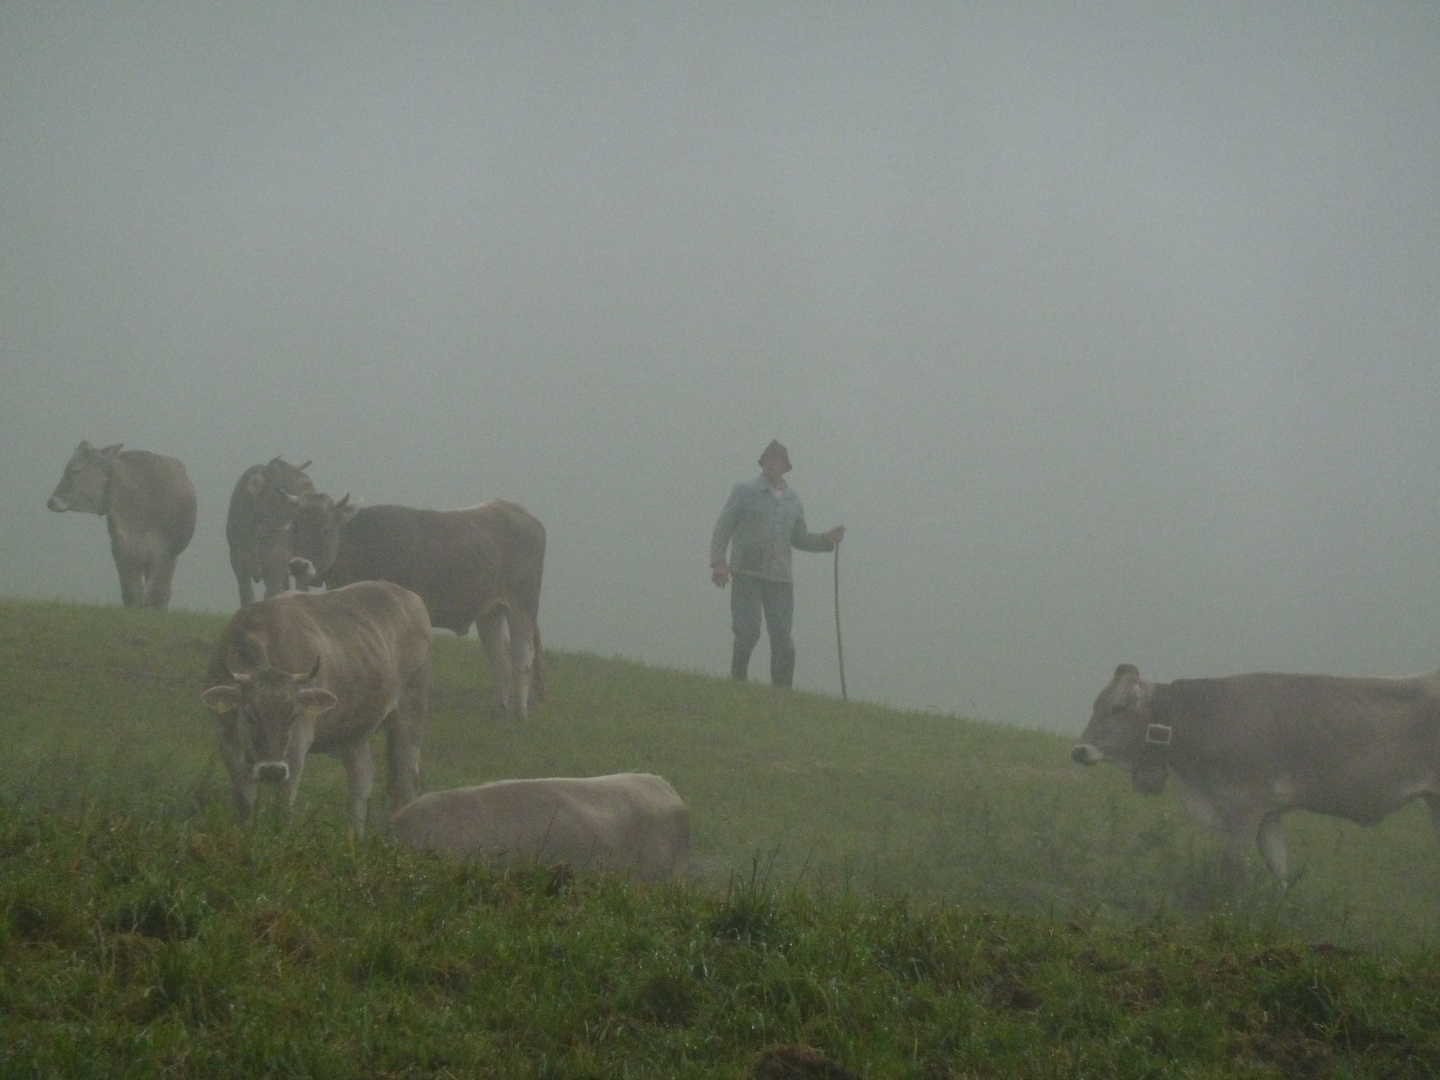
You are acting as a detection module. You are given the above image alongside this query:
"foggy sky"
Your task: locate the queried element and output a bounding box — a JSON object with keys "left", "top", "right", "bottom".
{"left": 4, "top": 3, "right": 1439, "bottom": 731}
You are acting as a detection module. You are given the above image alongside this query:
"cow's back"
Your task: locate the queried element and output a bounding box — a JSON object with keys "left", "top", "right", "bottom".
{"left": 333, "top": 501, "right": 544, "bottom": 628}
{"left": 1159, "top": 672, "right": 1440, "bottom": 822}
{"left": 110, "top": 451, "right": 197, "bottom": 553}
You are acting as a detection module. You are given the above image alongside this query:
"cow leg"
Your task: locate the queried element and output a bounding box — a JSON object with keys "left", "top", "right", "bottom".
{"left": 1218, "top": 804, "right": 1265, "bottom": 889}
{"left": 1256, "top": 813, "right": 1289, "bottom": 889}
{"left": 530, "top": 623, "right": 546, "bottom": 703}
{"left": 479, "top": 609, "right": 513, "bottom": 718}
{"left": 340, "top": 740, "right": 376, "bottom": 840}
{"left": 259, "top": 559, "right": 290, "bottom": 600}
{"left": 231, "top": 550, "right": 257, "bottom": 606}
{"left": 386, "top": 669, "right": 429, "bottom": 811}
{"left": 147, "top": 554, "right": 178, "bottom": 611}
{"left": 507, "top": 609, "right": 537, "bottom": 719}
{"left": 113, "top": 552, "right": 145, "bottom": 608}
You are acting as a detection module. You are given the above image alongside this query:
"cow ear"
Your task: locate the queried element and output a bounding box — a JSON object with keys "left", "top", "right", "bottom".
{"left": 246, "top": 473, "right": 266, "bottom": 496}
{"left": 1114, "top": 663, "right": 1140, "bottom": 680}
{"left": 201, "top": 685, "right": 242, "bottom": 714}
{"left": 297, "top": 687, "right": 338, "bottom": 718}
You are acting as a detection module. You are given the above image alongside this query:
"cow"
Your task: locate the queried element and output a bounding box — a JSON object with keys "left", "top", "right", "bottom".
{"left": 289, "top": 497, "right": 546, "bottom": 719}
{"left": 390, "top": 773, "right": 689, "bottom": 882}
{"left": 225, "top": 456, "right": 319, "bottom": 605}
{"left": 1073, "top": 663, "right": 1440, "bottom": 886}
{"left": 200, "top": 580, "right": 432, "bottom": 838}
{"left": 46, "top": 441, "right": 197, "bottom": 610}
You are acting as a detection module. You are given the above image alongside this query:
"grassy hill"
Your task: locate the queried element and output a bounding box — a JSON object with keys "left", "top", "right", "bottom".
{"left": 4, "top": 599, "right": 1440, "bottom": 1076}
{"left": 5, "top": 598, "right": 1439, "bottom": 940}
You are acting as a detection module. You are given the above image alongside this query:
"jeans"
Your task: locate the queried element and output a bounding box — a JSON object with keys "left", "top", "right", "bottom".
{"left": 731, "top": 574, "right": 793, "bottom": 653}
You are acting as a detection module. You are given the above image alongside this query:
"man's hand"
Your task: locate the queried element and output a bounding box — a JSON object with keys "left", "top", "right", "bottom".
{"left": 826, "top": 525, "right": 846, "bottom": 545}
{"left": 711, "top": 560, "right": 730, "bottom": 588}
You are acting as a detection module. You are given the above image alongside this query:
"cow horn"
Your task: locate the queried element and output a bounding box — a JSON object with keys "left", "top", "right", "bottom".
{"left": 296, "top": 460, "right": 311, "bottom": 471}
{"left": 267, "top": 455, "right": 283, "bottom": 467}
{"left": 291, "top": 655, "right": 322, "bottom": 683}
{"left": 335, "top": 493, "right": 350, "bottom": 510}
{"left": 285, "top": 492, "right": 300, "bottom": 504}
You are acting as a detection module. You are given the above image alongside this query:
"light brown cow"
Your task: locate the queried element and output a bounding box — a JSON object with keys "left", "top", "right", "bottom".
{"left": 1074, "top": 663, "right": 1440, "bottom": 886}
{"left": 226, "top": 456, "right": 319, "bottom": 606}
{"left": 390, "top": 773, "right": 689, "bottom": 882}
{"left": 47, "top": 441, "right": 197, "bottom": 610}
{"left": 290, "top": 497, "right": 546, "bottom": 718}
{"left": 200, "top": 581, "right": 432, "bottom": 838}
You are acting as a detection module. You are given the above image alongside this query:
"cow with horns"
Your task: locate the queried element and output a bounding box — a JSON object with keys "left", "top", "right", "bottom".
{"left": 200, "top": 581, "right": 432, "bottom": 837}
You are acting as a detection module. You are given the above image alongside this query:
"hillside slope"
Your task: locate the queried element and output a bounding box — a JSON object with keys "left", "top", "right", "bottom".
{"left": 3, "top": 599, "right": 1439, "bottom": 947}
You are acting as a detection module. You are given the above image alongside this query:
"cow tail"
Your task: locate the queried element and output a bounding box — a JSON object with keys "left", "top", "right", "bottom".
{"left": 532, "top": 624, "right": 545, "bottom": 702}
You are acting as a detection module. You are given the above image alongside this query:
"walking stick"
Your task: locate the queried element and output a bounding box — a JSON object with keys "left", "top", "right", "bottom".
{"left": 833, "top": 541, "right": 847, "bottom": 701}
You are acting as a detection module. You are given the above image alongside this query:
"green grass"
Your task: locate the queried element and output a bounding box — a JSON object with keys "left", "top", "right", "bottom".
{"left": 4, "top": 599, "right": 1440, "bottom": 1076}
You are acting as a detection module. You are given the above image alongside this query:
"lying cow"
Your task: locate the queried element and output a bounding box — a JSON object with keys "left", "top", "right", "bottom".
{"left": 200, "top": 581, "right": 432, "bottom": 838}
{"left": 47, "top": 441, "right": 197, "bottom": 610}
{"left": 1074, "top": 663, "right": 1440, "bottom": 885}
{"left": 290, "top": 496, "right": 546, "bottom": 718}
{"left": 390, "top": 773, "right": 689, "bottom": 882}
{"left": 226, "top": 456, "right": 319, "bottom": 605}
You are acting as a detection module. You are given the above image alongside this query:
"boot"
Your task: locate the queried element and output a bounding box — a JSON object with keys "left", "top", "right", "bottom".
{"left": 731, "top": 641, "right": 753, "bottom": 681}
{"left": 770, "top": 644, "right": 796, "bottom": 688}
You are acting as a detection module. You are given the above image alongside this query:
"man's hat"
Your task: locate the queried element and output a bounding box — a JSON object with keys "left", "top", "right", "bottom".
{"left": 759, "top": 440, "right": 792, "bottom": 472}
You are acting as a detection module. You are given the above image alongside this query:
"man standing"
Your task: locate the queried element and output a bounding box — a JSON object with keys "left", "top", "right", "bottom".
{"left": 710, "top": 440, "right": 845, "bottom": 687}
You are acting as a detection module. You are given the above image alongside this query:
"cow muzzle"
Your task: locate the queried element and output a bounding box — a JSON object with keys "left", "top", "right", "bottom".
{"left": 46, "top": 496, "right": 68, "bottom": 512}
{"left": 253, "top": 761, "right": 290, "bottom": 783}
{"left": 1071, "top": 743, "right": 1103, "bottom": 766}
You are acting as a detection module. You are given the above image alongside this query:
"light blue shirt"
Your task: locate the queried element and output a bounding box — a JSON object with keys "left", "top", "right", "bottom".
{"left": 710, "top": 476, "right": 835, "bottom": 582}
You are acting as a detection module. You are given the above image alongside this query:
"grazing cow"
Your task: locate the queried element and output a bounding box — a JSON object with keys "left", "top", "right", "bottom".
{"left": 200, "top": 581, "right": 432, "bottom": 838}
{"left": 46, "top": 441, "right": 197, "bottom": 610}
{"left": 390, "top": 773, "right": 689, "bottom": 882}
{"left": 226, "top": 456, "right": 318, "bottom": 605}
{"left": 290, "top": 497, "right": 546, "bottom": 719}
{"left": 1074, "top": 663, "right": 1440, "bottom": 886}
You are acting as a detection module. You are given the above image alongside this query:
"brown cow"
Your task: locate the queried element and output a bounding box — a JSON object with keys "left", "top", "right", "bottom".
{"left": 200, "top": 581, "right": 432, "bottom": 838}
{"left": 226, "top": 456, "right": 319, "bottom": 605}
{"left": 290, "top": 497, "right": 545, "bottom": 719}
{"left": 47, "top": 441, "right": 197, "bottom": 610}
{"left": 1074, "top": 663, "right": 1440, "bottom": 886}
{"left": 390, "top": 773, "right": 690, "bottom": 882}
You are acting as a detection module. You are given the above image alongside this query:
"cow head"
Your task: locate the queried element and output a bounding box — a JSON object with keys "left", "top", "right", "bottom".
{"left": 201, "top": 654, "right": 336, "bottom": 783}
{"left": 1073, "top": 664, "right": 1169, "bottom": 793}
{"left": 287, "top": 492, "right": 355, "bottom": 587}
{"left": 47, "top": 441, "right": 122, "bottom": 514}
{"left": 243, "top": 456, "right": 316, "bottom": 505}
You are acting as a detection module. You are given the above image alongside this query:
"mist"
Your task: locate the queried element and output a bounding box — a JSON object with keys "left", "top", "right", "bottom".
{"left": 4, "top": 3, "right": 1439, "bottom": 731}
